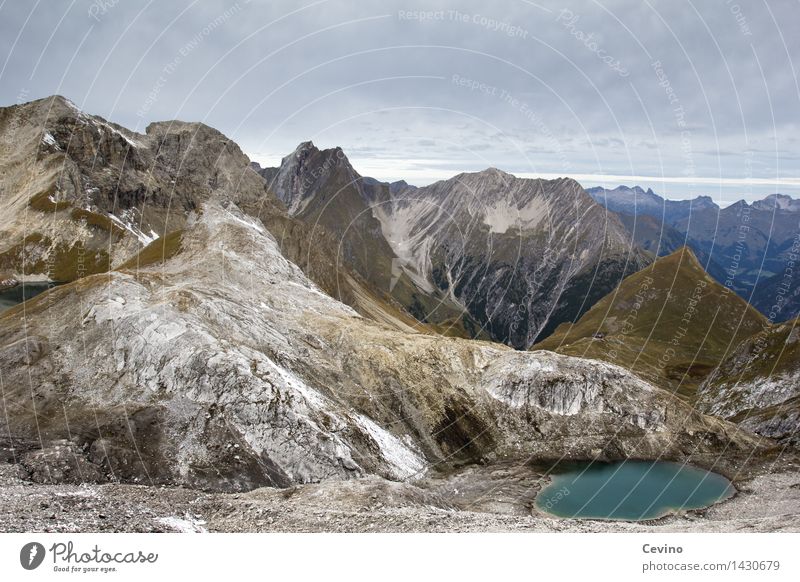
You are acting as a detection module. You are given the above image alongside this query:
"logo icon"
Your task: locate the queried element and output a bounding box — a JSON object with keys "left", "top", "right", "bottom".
{"left": 20, "top": 542, "right": 45, "bottom": 570}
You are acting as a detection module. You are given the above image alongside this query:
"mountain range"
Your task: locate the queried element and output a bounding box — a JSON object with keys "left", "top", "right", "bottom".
{"left": 0, "top": 95, "right": 796, "bottom": 500}
{"left": 588, "top": 185, "right": 800, "bottom": 322}
{"left": 255, "top": 142, "right": 649, "bottom": 348}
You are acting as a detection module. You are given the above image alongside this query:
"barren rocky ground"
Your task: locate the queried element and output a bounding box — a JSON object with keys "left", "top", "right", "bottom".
{"left": 2, "top": 460, "right": 798, "bottom": 533}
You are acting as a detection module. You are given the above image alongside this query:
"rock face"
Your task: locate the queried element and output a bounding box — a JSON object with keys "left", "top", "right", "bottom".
{"left": 0, "top": 95, "right": 281, "bottom": 283}
{"left": 697, "top": 318, "right": 800, "bottom": 446}
{"left": 0, "top": 96, "right": 424, "bottom": 336}
{"left": 0, "top": 201, "right": 760, "bottom": 491}
{"left": 260, "top": 146, "right": 651, "bottom": 348}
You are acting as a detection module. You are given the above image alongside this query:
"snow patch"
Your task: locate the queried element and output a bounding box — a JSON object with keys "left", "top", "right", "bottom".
{"left": 158, "top": 514, "right": 207, "bottom": 533}
{"left": 223, "top": 209, "right": 265, "bottom": 234}
{"left": 107, "top": 211, "right": 159, "bottom": 245}
{"left": 353, "top": 414, "right": 426, "bottom": 479}
{"left": 41, "top": 132, "right": 60, "bottom": 150}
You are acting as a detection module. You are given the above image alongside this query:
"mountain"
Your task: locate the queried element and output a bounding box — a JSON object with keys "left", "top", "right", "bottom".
{"left": 613, "top": 211, "right": 689, "bottom": 257}
{"left": 751, "top": 265, "right": 800, "bottom": 321}
{"left": 534, "top": 246, "right": 767, "bottom": 400}
{"left": 752, "top": 194, "right": 800, "bottom": 212}
{"left": 586, "top": 185, "right": 718, "bottom": 223}
{"left": 0, "top": 96, "right": 426, "bottom": 336}
{"left": 260, "top": 148, "right": 651, "bottom": 348}
{"left": 589, "top": 185, "right": 800, "bottom": 321}
{"left": 251, "top": 142, "right": 451, "bottom": 331}
{"left": 0, "top": 200, "right": 761, "bottom": 490}
{"left": 0, "top": 95, "right": 279, "bottom": 283}
{"left": 697, "top": 317, "right": 800, "bottom": 446}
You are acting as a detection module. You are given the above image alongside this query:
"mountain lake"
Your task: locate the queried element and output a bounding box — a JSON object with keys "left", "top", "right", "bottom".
{"left": 535, "top": 460, "right": 735, "bottom": 520}
{"left": 0, "top": 282, "right": 57, "bottom": 313}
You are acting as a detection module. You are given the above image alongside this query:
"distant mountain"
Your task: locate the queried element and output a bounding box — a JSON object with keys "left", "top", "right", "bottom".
{"left": 751, "top": 265, "right": 800, "bottom": 322}
{"left": 589, "top": 185, "right": 800, "bottom": 321}
{"left": 260, "top": 147, "right": 651, "bottom": 348}
{"left": 534, "top": 246, "right": 766, "bottom": 400}
{"left": 586, "top": 185, "right": 718, "bottom": 223}
{"left": 697, "top": 316, "right": 800, "bottom": 446}
{"left": 752, "top": 194, "right": 800, "bottom": 212}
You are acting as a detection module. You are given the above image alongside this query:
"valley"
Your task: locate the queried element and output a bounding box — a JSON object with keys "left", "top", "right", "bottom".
{"left": 0, "top": 96, "right": 798, "bottom": 532}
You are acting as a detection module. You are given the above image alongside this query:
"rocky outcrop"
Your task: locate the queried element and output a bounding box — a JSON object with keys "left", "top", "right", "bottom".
{"left": 0, "top": 95, "right": 281, "bottom": 284}
{"left": 0, "top": 201, "right": 761, "bottom": 491}
{"left": 697, "top": 318, "right": 800, "bottom": 446}
{"left": 0, "top": 96, "right": 424, "bottom": 336}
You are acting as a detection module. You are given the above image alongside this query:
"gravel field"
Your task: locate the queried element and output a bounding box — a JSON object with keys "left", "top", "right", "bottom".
{"left": 2, "top": 461, "right": 798, "bottom": 533}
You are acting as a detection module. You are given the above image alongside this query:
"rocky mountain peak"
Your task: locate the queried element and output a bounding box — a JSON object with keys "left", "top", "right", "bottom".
{"left": 752, "top": 193, "right": 800, "bottom": 212}
{"left": 693, "top": 195, "right": 717, "bottom": 207}
{"left": 0, "top": 95, "right": 279, "bottom": 286}
{"left": 259, "top": 141, "right": 358, "bottom": 216}
{"left": 479, "top": 167, "right": 513, "bottom": 180}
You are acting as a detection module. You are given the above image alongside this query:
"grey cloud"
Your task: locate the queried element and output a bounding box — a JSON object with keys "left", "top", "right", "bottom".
{"left": 0, "top": 0, "right": 797, "bottom": 200}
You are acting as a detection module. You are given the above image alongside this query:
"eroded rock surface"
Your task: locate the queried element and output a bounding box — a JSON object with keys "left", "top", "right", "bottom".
{"left": 0, "top": 201, "right": 762, "bottom": 491}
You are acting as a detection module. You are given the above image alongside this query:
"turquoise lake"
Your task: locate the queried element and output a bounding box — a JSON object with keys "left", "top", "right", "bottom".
{"left": 535, "top": 460, "right": 735, "bottom": 521}
{"left": 0, "top": 283, "right": 56, "bottom": 313}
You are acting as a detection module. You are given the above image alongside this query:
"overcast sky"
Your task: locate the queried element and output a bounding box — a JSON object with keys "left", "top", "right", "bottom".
{"left": 2, "top": 0, "right": 798, "bottom": 202}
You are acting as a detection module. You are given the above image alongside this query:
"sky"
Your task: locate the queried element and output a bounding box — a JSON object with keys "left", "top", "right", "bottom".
{"left": 1, "top": 0, "right": 799, "bottom": 203}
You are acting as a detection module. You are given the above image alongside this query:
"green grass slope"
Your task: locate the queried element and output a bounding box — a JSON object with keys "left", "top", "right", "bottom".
{"left": 533, "top": 246, "right": 767, "bottom": 400}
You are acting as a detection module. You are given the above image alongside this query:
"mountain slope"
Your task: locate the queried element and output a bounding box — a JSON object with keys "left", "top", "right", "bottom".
{"left": 0, "top": 95, "right": 280, "bottom": 283}
{"left": 262, "top": 148, "right": 652, "bottom": 348}
{"left": 254, "top": 143, "right": 485, "bottom": 340}
{"left": 368, "top": 169, "right": 653, "bottom": 347}
{"left": 0, "top": 201, "right": 761, "bottom": 491}
{"left": 534, "top": 246, "right": 767, "bottom": 400}
{"left": 697, "top": 317, "right": 800, "bottom": 445}
{"left": 589, "top": 186, "right": 800, "bottom": 321}
{"left": 0, "top": 96, "right": 428, "bottom": 337}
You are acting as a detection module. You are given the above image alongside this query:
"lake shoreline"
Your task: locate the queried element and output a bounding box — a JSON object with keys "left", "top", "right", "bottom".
{"left": 1, "top": 457, "right": 797, "bottom": 532}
